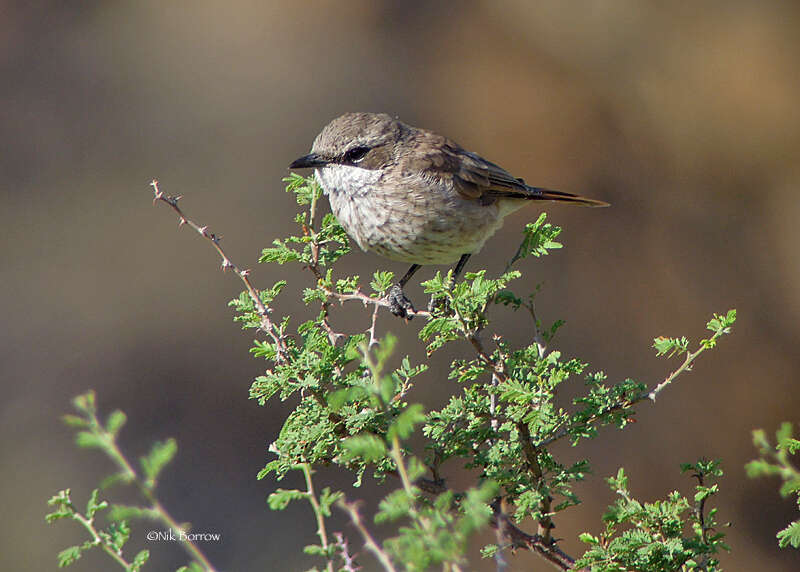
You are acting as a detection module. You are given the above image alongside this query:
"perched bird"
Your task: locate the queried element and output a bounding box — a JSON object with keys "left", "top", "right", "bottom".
{"left": 290, "top": 112, "right": 608, "bottom": 318}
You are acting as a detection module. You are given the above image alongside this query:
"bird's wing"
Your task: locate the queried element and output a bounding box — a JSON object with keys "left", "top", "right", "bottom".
{"left": 426, "top": 139, "right": 608, "bottom": 207}
{"left": 450, "top": 147, "right": 532, "bottom": 201}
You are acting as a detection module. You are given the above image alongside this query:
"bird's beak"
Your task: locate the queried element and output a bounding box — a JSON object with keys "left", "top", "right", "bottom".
{"left": 289, "top": 152, "right": 328, "bottom": 169}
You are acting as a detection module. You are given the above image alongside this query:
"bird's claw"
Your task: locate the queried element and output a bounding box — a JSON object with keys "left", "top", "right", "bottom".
{"left": 427, "top": 294, "right": 450, "bottom": 314}
{"left": 387, "top": 284, "right": 415, "bottom": 320}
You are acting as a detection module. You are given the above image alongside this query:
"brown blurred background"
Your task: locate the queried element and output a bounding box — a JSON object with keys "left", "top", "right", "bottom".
{"left": 3, "top": 2, "right": 799, "bottom": 570}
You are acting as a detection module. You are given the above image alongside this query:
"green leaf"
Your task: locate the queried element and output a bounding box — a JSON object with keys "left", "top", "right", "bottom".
{"left": 510, "top": 212, "right": 563, "bottom": 265}
{"left": 46, "top": 490, "right": 75, "bottom": 523}
{"left": 71, "top": 391, "right": 97, "bottom": 415}
{"left": 100, "top": 471, "right": 133, "bottom": 489}
{"left": 494, "top": 289, "right": 522, "bottom": 309}
{"left": 340, "top": 434, "right": 387, "bottom": 463}
{"left": 107, "top": 520, "right": 132, "bottom": 551}
{"left": 745, "top": 458, "right": 777, "bottom": 478}
{"left": 56, "top": 545, "right": 83, "bottom": 567}
{"left": 283, "top": 172, "right": 322, "bottom": 205}
{"left": 777, "top": 520, "right": 800, "bottom": 549}
{"left": 653, "top": 336, "right": 689, "bottom": 357}
{"left": 75, "top": 431, "right": 105, "bottom": 450}
{"left": 85, "top": 489, "right": 108, "bottom": 519}
{"left": 140, "top": 438, "right": 177, "bottom": 485}
{"left": 132, "top": 549, "right": 150, "bottom": 571}
{"left": 267, "top": 488, "right": 307, "bottom": 511}
{"left": 175, "top": 563, "right": 205, "bottom": 572}
{"left": 62, "top": 414, "right": 90, "bottom": 429}
{"left": 706, "top": 309, "right": 737, "bottom": 334}
{"left": 108, "top": 504, "right": 158, "bottom": 522}
{"left": 387, "top": 404, "right": 426, "bottom": 441}
{"left": 303, "top": 544, "right": 328, "bottom": 556}
{"left": 105, "top": 410, "right": 127, "bottom": 437}
{"left": 608, "top": 467, "right": 629, "bottom": 492}
{"left": 318, "top": 488, "right": 343, "bottom": 517}
{"left": 776, "top": 421, "right": 795, "bottom": 448}
{"left": 752, "top": 428, "right": 769, "bottom": 450}
{"left": 259, "top": 239, "right": 302, "bottom": 264}
{"left": 370, "top": 270, "right": 394, "bottom": 294}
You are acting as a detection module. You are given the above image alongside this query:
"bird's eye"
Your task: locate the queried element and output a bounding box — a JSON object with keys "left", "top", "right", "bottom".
{"left": 344, "top": 146, "right": 370, "bottom": 163}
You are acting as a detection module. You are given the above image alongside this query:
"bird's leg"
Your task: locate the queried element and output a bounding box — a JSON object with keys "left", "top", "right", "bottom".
{"left": 428, "top": 253, "right": 471, "bottom": 312}
{"left": 387, "top": 264, "right": 420, "bottom": 319}
{"left": 450, "top": 253, "right": 471, "bottom": 283}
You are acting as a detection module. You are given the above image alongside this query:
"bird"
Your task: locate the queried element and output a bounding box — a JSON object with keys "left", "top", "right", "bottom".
{"left": 289, "top": 112, "right": 608, "bottom": 319}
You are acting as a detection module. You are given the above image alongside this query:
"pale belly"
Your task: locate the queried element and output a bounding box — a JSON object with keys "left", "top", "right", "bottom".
{"left": 316, "top": 166, "right": 524, "bottom": 265}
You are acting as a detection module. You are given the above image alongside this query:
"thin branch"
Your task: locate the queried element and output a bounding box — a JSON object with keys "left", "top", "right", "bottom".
{"left": 489, "top": 372, "right": 500, "bottom": 432}
{"left": 465, "top": 321, "right": 569, "bottom": 565}
{"left": 517, "top": 422, "right": 554, "bottom": 541}
{"left": 318, "top": 302, "right": 346, "bottom": 347}
{"left": 493, "top": 526, "right": 510, "bottom": 572}
{"left": 338, "top": 500, "right": 397, "bottom": 572}
{"left": 334, "top": 532, "right": 360, "bottom": 572}
{"left": 151, "top": 180, "right": 289, "bottom": 362}
{"left": 490, "top": 503, "right": 578, "bottom": 571}
{"left": 302, "top": 464, "right": 334, "bottom": 572}
{"left": 492, "top": 497, "right": 511, "bottom": 572}
{"left": 322, "top": 288, "right": 430, "bottom": 319}
{"left": 647, "top": 344, "right": 706, "bottom": 402}
{"left": 367, "top": 301, "right": 381, "bottom": 349}
{"left": 300, "top": 183, "right": 427, "bottom": 343}
{"left": 70, "top": 510, "right": 134, "bottom": 569}
{"left": 535, "top": 339, "right": 719, "bottom": 450}
{"left": 522, "top": 299, "right": 548, "bottom": 358}
{"left": 82, "top": 395, "right": 217, "bottom": 572}
{"left": 389, "top": 433, "right": 434, "bottom": 539}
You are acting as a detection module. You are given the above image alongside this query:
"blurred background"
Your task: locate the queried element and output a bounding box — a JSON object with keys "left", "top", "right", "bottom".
{"left": 3, "top": 1, "right": 799, "bottom": 570}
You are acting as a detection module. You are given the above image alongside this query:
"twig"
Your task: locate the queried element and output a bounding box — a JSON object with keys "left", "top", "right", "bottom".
{"left": 323, "top": 288, "right": 430, "bottom": 319}
{"left": 493, "top": 526, "right": 510, "bottom": 572}
{"left": 70, "top": 508, "right": 135, "bottom": 569}
{"left": 82, "top": 394, "right": 217, "bottom": 572}
{"left": 302, "top": 464, "right": 334, "bottom": 572}
{"left": 489, "top": 372, "right": 500, "bottom": 432}
{"left": 151, "top": 180, "right": 289, "bottom": 362}
{"left": 367, "top": 301, "right": 381, "bottom": 349}
{"left": 492, "top": 497, "right": 510, "bottom": 572}
{"left": 517, "top": 422, "right": 554, "bottom": 541}
{"left": 389, "top": 434, "right": 433, "bottom": 536}
{"left": 535, "top": 338, "right": 719, "bottom": 450}
{"left": 647, "top": 343, "right": 706, "bottom": 401}
{"left": 522, "top": 300, "right": 548, "bottom": 358}
{"left": 318, "top": 302, "right": 346, "bottom": 347}
{"left": 462, "top": 306, "right": 572, "bottom": 565}
{"left": 338, "top": 500, "right": 397, "bottom": 572}
{"left": 490, "top": 503, "right": 578, "bottom": 571}
{"left": 334, "top": 532, "right": 360, "bottom": 572}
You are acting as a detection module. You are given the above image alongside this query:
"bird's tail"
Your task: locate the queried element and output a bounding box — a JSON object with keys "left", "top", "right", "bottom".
{"left": 527, "top": 187, "right": 609, "bottom": 207}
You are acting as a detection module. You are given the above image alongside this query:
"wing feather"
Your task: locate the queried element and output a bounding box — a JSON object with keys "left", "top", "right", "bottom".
{"left": 404, "top": 129, "right": 608, "bottom": 207}
{"left": 443, "top": 140, "right": 607, "bottom": 207}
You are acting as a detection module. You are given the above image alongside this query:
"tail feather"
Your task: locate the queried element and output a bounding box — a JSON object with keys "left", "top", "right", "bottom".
{"left": 527, "top": 187, "right": 609, "bottom": 207}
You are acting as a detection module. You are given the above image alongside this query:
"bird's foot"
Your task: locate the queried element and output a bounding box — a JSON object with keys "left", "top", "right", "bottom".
{"left": 427, "top": 294, "right": 451, "bottom": 314}
{"left": 387, "top": 284, "right": 416, "bottom": 320}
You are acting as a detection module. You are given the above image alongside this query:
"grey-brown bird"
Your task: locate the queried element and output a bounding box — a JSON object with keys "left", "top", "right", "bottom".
{"left": 290, "top": 112, "right": 608, "bottom": 318}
